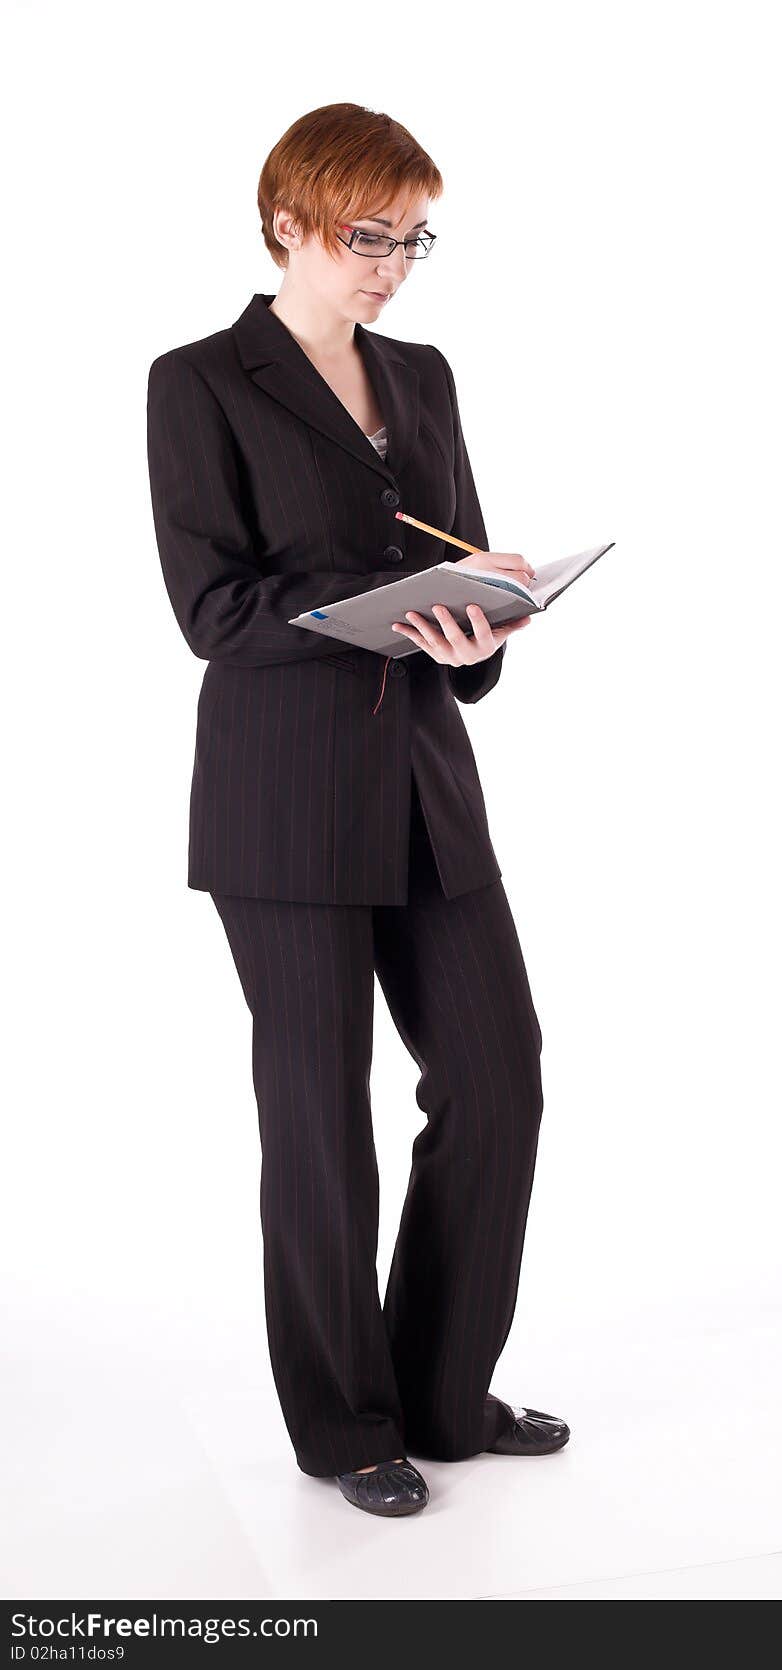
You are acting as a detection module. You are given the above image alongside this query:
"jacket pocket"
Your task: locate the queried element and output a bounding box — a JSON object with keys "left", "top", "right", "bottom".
{"left": 320, "top": 649, "right": 361, "bottom": 675}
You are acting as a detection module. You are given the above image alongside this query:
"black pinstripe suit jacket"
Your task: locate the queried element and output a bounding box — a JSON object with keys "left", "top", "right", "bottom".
{"left": 146, "top": 291, "right": 508, "bottom": 904}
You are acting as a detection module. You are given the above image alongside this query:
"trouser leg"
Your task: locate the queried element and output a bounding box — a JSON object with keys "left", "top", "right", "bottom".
{"left": 372, "top": 785, "right": 545, "bottom": 1460}
{"left": 210, "top": 891, "right": 406, "bottom": 1478}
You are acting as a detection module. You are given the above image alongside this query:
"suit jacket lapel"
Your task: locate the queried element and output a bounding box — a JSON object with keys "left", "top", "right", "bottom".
{"left": 231, "top": 292, "right": 420, "bottom": 482}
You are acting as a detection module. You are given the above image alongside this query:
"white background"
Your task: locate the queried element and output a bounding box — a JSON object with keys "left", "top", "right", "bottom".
{"left": 3, "top": 0, "right": 780, "bottom": 1601}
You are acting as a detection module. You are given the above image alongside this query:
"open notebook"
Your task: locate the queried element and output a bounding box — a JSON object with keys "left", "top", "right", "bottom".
{"left": 288, "top": 543, "right": 615, "bottom": 658}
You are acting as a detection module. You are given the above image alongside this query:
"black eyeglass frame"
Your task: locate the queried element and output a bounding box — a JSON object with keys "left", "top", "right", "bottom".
{"left": 335, "top": 223, "right": 437, "bottom": 259}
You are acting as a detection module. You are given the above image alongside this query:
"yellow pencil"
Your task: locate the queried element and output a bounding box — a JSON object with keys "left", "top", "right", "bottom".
{"left": 394, "top": 510, "right": 479, "bottom": 554}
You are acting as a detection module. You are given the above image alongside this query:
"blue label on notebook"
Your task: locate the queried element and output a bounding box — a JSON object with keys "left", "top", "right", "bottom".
{"left": 311, "top": 610, "right": 328, "bottom": 618}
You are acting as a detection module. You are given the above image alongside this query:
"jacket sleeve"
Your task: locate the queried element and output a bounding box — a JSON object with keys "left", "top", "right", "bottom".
{"left": 430, "top": 345, "right": 506, "bottom": 704}
{"left": 146, "top": 351, "right": 419, "bottom": 669}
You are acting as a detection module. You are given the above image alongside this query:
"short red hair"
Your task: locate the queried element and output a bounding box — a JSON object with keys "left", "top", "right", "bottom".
{"left": 258, "top": 102, "right": 444, "bottom": 269}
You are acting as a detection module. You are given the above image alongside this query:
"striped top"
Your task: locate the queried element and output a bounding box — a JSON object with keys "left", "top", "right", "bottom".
{"left": 366, "top": 424, "right": 388, "bottom": 459}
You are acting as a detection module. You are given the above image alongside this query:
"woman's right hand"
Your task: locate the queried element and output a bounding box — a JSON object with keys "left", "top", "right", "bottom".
{"left": 454, "top": 550, "right": 537, "bottom": 584}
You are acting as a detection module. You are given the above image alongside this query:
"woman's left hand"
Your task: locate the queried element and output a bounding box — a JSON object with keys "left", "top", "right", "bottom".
{"left": 390, "top": 603, "right": 531, "bottom": 665}
{"left": 390, "top": 548, "right": 536, "bottom": 665}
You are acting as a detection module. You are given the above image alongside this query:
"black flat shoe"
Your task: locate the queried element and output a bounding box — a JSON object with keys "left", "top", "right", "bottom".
{"left": 335, "top": 1458, "right": 430, "bottom": 1516}
{"left": 487, "top": 1401, "right": 571, "bottom": 1455}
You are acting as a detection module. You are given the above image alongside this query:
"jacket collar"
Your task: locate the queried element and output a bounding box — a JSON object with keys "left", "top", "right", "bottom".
{"left": 230, "top": 292, "right": 420, "bottom": 483}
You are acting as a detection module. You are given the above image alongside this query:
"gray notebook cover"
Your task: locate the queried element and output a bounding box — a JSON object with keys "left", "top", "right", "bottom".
{"left": 288, "top": 543, "right": 615, "bottom": 658}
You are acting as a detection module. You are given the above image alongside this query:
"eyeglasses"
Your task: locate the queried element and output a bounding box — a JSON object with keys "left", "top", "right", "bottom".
{"left": 336, "top": 224, "right": 437, "bottom": 260}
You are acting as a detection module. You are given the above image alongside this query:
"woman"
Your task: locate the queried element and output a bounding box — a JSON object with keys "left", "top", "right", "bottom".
{"left": 146, "top": 102, "right": 570, "bottom": 1518}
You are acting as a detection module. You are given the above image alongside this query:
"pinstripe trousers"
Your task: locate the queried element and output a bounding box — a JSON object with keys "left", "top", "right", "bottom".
{"left": 210, "top": 775, "right": 545, "bottom": 1477}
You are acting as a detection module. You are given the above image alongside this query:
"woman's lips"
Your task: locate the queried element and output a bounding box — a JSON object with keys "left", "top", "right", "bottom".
{"left": 361, "top": 290, "right": 391, "bottom": 303}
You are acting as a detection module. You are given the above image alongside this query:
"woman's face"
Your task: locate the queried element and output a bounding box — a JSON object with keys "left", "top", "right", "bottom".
{"left": 277, "top": 190, "right": 432, "bottom": 325}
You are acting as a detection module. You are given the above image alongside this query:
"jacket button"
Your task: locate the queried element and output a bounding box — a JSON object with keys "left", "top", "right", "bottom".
{"left": 383, "top": 545, "right": 404, "bottom": 562}
{"left": 389, "top": 660, "right": 407, "bottom": 678}
{"left": 381, "top": 487, "right": 400, "bottom": 507}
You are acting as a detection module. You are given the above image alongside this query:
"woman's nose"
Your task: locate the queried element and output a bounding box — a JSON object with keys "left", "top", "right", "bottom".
{"left": 376, "top": 249, "right": 407, "bottom": 283}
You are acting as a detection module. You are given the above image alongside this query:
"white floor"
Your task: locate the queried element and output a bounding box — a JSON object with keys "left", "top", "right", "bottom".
{"left": 4, "top": 1291, "right": 781, "bottom": 1600}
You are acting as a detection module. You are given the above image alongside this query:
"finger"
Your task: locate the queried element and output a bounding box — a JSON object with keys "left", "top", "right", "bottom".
{"left": 431, "top": 597, "right": 484, "bottom": 654}
{"left": 403, "top": 608, "right": 442, "bottom": 645}
{"left": 392, "top": 620, "right": 445, "bottom": 660}
{"left": 511, "top": 554, "right": 537, "bottom": 581}
{"left": 452, "top": 602, "right": 499, "bottom": 661}
{"left": 487, "top": 554, "right": 536, "bottom": 582}
{"left": 463, "top": 603, "right": 495, "bottom": 647}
